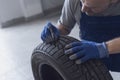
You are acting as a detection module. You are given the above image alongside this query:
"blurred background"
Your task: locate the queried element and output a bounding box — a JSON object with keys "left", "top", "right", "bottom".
{"left": 0, "top": 0, "right": 120, "bottom": 80}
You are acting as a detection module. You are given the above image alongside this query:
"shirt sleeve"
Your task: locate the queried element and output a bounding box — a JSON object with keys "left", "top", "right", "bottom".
{"left": 58, "top": 0, "right": 80, "bottom": 32}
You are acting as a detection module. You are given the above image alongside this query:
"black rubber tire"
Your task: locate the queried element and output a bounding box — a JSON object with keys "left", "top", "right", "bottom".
{"left": 31, "top": 36, "right": 113, "bottom": 80}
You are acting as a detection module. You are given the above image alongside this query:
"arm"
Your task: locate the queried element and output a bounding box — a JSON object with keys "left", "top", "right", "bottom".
{"left": 64, "top": 38, "right": 120, "bottom": 64}
{"left": 106, "top": 37, "right": 120, "bottom": 54}
{"left": 56, "top": 0, "right": 79, "bottom": 35}
{"left": 56, "top": 23, "right": 70, "bottom": 35}
{"left": 41, "top": 0, "right": 78, "bottom": 43}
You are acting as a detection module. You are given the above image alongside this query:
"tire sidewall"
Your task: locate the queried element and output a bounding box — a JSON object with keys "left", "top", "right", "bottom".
{"left": 32, "top": 52, "right": 73, "bottom": 80}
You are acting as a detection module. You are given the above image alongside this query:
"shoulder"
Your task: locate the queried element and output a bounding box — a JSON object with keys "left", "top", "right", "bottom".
{"left": 64, "top": 0, "right": 81, "bottom": 18}
{"left": 64, "top": 0, "right": 80, "bottom": 10}
{"left": 63, "top": 0, "right": 81, "bottom": 25}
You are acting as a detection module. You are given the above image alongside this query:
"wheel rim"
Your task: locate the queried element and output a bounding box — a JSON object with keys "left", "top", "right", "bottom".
{"left": 40, "top": 64, "right": 64, "bottom": 80}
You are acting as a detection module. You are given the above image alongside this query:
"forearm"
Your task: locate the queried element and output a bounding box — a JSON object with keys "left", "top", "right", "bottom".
{"left": 56, "top": 23, "right": 70, "bottom": 35}
{"left": 106, "top": 37, "right": 120, "bottom": 54}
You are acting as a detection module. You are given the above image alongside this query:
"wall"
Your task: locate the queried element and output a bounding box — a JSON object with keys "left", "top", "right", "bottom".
{"left": 20, "top": 0, "right": 43, "bottom": 18}
{"left": 0, "top": 0, "right": 64, "bottom": 27}
{"left": 41, "top": 0, "right": 64, "bottom": 11}
{"left": 0, "top": 0, "right": 23, "bottom": 24}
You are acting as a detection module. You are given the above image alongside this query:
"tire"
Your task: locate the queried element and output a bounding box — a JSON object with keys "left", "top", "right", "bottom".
{"left": 31, "top": 36, "right": 113, "bottom": 80}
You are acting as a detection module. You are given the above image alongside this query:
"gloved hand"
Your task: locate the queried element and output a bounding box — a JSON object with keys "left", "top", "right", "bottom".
{"left": 41, "top": 22, "right": 60, "bottom": 43}
{"left": 65, "top": 40, "right": 109, "bottom": 64}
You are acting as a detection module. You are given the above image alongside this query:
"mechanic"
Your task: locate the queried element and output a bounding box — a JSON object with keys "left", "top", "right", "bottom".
{"left": 41, "top": 0, "right": 120, "bottom": 72}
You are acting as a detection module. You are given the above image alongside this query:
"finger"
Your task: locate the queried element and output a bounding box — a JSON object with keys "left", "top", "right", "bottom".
{"left": 65, "top": 46, "right": 83, "bottom": 55}
{"left": 75, "top": 56, "right": 89, "bottom": 64}
{"left": 41, "top": 30, "right": 45, "bottom": 41}
{"left": 69, "top": 54, "right": 77, "bottom": 60}
{"left": 48, "top": 23, "right": 60, "bottom": 41}
{"left": 65, "top": 42, "right": 82, "bottom": 49}
{"left": 41, "top": 30, "right": 49, "bottom": 41}
{"left": 75, "top": 59, "right": 82, "bottom": 64}
{"left": 45, "top": 30, "right": 52, "bottom": 40}
{"left": 66, "top": 45, "right": 83, "bottom": 54}
{"left": 48, "top": 26, "right": 55, "bottom": 40}
{"left": 65, "top": 48, "right": 73, "bottom": 55}
{"left": 45, "top": 22, "right": 53, "bottom": 29}
{"left": 42, "top": 29, "right": 53, "bottom": 43}
{"left": 69, "top": 51, "right": 84, "bottom": 60}
{"left": 72, "top": 46, "right": 83, "bottom": 53}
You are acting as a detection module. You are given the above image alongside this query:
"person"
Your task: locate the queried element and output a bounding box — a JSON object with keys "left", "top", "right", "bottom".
{"left": 41, "top": 0, "right": 120, "bottom": 72}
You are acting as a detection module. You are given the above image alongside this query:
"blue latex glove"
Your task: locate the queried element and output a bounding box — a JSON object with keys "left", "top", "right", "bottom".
{"left": 65, "top": 40, "right": 109, "bottom": 64}
{"left": 41, "top": 22, "right": 60, "bottom": 43}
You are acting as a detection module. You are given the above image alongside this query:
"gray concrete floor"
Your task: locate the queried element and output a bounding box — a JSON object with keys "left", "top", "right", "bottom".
{"left": 0, "top": 14, "right": 120, "bottom": 80}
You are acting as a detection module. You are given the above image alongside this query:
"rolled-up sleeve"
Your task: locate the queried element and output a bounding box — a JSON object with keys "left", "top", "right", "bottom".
{"left": 58, "top": 0, "right": 77, "bottom": 32}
